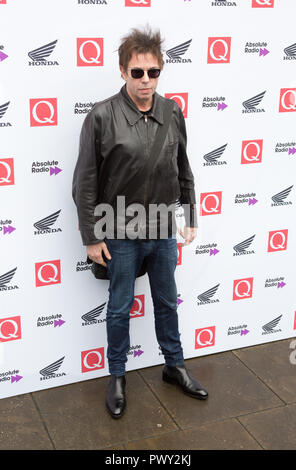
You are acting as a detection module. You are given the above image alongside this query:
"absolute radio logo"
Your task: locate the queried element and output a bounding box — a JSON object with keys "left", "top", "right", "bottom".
{"left": 35, "top": 260, "right": 61, "bottom": 287}
{"left": 271, "top": 185, "right": 293, "bottom": 207}
{"left": 242, "top": 91, "right": 266, "bottom": 113}
{"left": 268, "top": 230, "right": 288, "bottom": 252}
{"left": 252, "top": 0, "right": 274, "bottom": 7}
{"left": 202, "top": 95, "right": 227, "bottom": 111}
{"left": 279, "top": 88, "right": 296, "bottom": 113}
{"left": 127, "top": 345, "right": 144, "bottom": 359}
{"left": 81, "top": 348, "right": 104, "bottom": 373}
{"left": 241, "top": 139, "right": 263, "bottom": 164}
{"left": 29, "top": 99, "right": 58, "bottom": 127}
{"left": 195, "top": 326, "right": 215, "bottom": 349}
{"left": 166, "top": 39, "right": 192, "bottom": 64}
{"left": 0, "top": 370, "right": 23, "bottom": 384}
{"left": 265, "top": 276, "right": 286, "bottom": 289}
{"left": 283, "top": 43, "right": 296, "bottom": 61}
{"left": 37, "top": 314, "right": 65, "bottom": 328}
{"left": 77, "top": 38, "right": 104, "bottom": 66}
{"left": 76, "top": 260, "right": 92, "bottom": 272}
{"left": 34, "top": 210, "right": 62, "bottom": 235}
{"left": 165, "top": 93, "right": 188, "bottom": 118}
{"left": 233, "top": 235, "right": 256, "bottom": 257}
{"left": 39, "top": 356, "right": 66, "bottom": 380}
{"left": 28, "top": 40, "right": 58, "bottom": 66}
{"left": 125, "top": 0, "right": 151, "bottom": 6}
{"left": 0, "top": 219, "right": 15, "bottom": 236}
{"left": 0, "top": 267, "right": 18, "bottom": 292}
{"left": 207, "top": 37, "right": 231, "bottom": 64}
{"left": 200, "top": 192, "right": 222, "bottom": 216}
{"left": 244, "top": 41, "right": 269, "bottom": 57}
{"left": 130, "top": 295, "right": 145, "bottom": 318}
{"left": 233, "top": 278, "right": 253, "bottom": 301}
{"left": 0, "top": 316, "right": 21, "bottom": 342}
{"left": 275, "top": 141, "right": 296, "bottom": 157}
{"left": 31, "top": 160, "right": 62, "bottom": 176}
{"left": 0, "top": 101, "right": 11, "bottom": 127}
{"left": 197, "top": 284, "right": 220, "bottom": 305}
{"left": 0, "top": 158, "right": 14, "bottom": 186}
{"left": 203, "top": 143, "right": 228, "bottom": 167}
{"left": 195, "top": 242, "right": 220, "bottom": 257}
{"left": 234, "top": 192, "right": 258, "bottom": 206}
{"left": 74, "top": 102, "right": 95, "bottom": 115}
{"left": 227, "top": 324, "right": 249, "bottom": 336}
{"left": 0, "top": 45, "right": 8, "bottom": 63}
{"left": 81, "top": 302, "right": 107, "bottom": 326}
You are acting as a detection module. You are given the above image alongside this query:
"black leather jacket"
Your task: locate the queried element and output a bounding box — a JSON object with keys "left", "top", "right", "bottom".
{"left": 72, "top": 85, "right": 197, "bottom": 247}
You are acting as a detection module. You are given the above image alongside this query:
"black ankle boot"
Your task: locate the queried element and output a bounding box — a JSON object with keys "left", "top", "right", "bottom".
{"left": 106, "top": 375, "right": 126, "bottom": 419}
{"left": 163, "top": 365, "right": 208, "bottom": 400}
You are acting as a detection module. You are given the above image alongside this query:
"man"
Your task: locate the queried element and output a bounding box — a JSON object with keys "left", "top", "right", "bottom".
{"left": 72, "top": 27, "right": 208, "bottom": 419}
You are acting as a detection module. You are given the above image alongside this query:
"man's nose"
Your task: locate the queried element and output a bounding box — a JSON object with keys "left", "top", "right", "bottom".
{"left": 141, "top": 71, "right": 150, "bottom": 82}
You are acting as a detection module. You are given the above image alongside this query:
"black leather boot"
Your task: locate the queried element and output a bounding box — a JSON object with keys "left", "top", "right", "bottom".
{"left": 106, "top": 375, "right": 126, "bottom": 419}
{"left": 163, "top": 365, "right": 208, "bottom": 400}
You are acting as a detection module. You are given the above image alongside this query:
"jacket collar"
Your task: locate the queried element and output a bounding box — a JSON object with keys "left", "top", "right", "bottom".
{"left": 119, "top": 85, "right": 164, "bottom": 126}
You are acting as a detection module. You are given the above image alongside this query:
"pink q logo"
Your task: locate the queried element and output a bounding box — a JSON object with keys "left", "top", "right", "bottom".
{"left": 195, "top": 326, "right": 216, "bottom": 349}
{"left": 130, "top": 295, "right": 145, "bottom": 318}
{"left": 165, "top": 93, "right": 188, "bottom": 118}
{"left": 0, "top": 1, "right": 7, "bottom": 4}
{"left": 268, "top": 229, "right": 288, "bottom": 252}
{"left": 207, "top": 37, "right": 231, "bottom": 64}
{"left": 81, "top": 347, "right": 104, "bottom": 373}
{"left": 125, "top": 0, "right": 151, "bottom": 6}
{"left": 35, "top": 260, "right": 61, "bottom": 287}
{"left": 30, "top": 98, "right": 57, "bottom": 127}
{"left": 0, "top": 158, "right": 14, "bottom": 185}
{"left": 279, "top": 89, "right": 296, "bottom": 113}
{"left": 77, "top": 38, "right": 104, "bottom": 67}
{"left": 252, "top": 0, "right": 274, "bottom": 7}
{"left": 0, "top": 316, "right": 21, "bottom": 343}
{"left": 200, "top": 191, "right": 222, "bottom": 216}
{"left": 241, "top": 140, "right": 263, "bottom": 164}
{"left": 233, "top": 278, "right": 253, "bottom": 301}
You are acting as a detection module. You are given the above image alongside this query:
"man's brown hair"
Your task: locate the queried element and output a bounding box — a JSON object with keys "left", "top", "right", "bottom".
{"left": 118, "top": 26, "right": 164, "bottom": 71}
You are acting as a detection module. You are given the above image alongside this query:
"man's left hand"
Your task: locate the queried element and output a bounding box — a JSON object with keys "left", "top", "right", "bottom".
{"left": 178, "top": 226, "right": 197, "bottom": 246}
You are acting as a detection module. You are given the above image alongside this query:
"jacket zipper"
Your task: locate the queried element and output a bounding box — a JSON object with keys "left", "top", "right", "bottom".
{"left": 141, "top": 114, "right": 149, "bottom": 238}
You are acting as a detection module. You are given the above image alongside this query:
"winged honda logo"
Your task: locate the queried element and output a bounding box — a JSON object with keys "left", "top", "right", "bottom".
{"left": 262, "top": 315, "right": 282, "bottom": 333}
{"left": 166, "top": 39, "right": 192, "bottom": 60}
{"left": 242, "top": 91, "right": 266, "bottom": 109}
{"left": 33, "top": 210, "right": 61, "bottom": 231}
{"left": 204, "top": 144, "right": 227, "bottom": 163}
{"left": 233, "top": 235, "right": 256, "bottom": 253}
{"left": 28, "top": 40, "right": 58, "bottom": 61}
{"left": 271, "top": 185, "right": 293, "bottom": 204}
{"left": 0, "top": 101, "right": 10, "bottom": 119}
{"left": 81, "top": 302, "right": 106, "bottom": 322}
{"left": 284, "top": 43, "right": 296, "bottom": 57}
{"left": 0, "top": 267, "right": 17, "bottom": 287}
{"left": 197, "top": 284, "right": 219, "bottom": 302}
{"left": 39, "top": 356, "right": 65, "bottom": 377}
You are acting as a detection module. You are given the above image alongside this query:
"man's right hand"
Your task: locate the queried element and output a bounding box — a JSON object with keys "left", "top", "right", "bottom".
{"left": 86, "top": 241, "right": 111, "bottom": 267}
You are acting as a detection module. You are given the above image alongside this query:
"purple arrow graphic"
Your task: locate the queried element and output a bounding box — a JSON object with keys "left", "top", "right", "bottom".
{"left": 217, "top": 102, "right": 227, "bottom": 111}
{"left": 134, "top": 349, "right": 144, "bottom": 357}
{"left": 54, "top": 319, "right": 65, "bottom": 327}
{"left": 3, "top": 225, "right": 16, "bottom": 235}
{"left": 11, "top": 375, "right": 23, "bottom": 383}
{"left": 259, "top": 48, "right": 269, "bottom": 57}
{"left": 50, "top": 166, "right": 62, "bottom": 176}
{"left": 241, "top": 329, "right": 249, "bottom": 336}
{"left": 277, "top": 282, "right": 286, "bottom": 288}
{"left": 249, "top": 198, "right": 258, "bottom": 205}
{"left": 177, "top": 297, "right": 183, "bottom": 306}
{"left": 0, "top": 51, "right": 8, "bottom": 62}
{"left": 288, "top": 147, "right": 296, "bottom": 155}
{"left": 210, "top": 248, "right": 219, "bottom": 256}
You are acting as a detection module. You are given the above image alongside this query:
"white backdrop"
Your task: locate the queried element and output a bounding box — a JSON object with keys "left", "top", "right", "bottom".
{"left": 1, "top": 0, "right": 296, "bottom": 399}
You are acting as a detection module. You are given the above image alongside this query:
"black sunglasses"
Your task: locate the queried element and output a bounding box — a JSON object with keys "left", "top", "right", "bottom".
{"left": 128, "top": 68, "right": 161, "bottom": 79}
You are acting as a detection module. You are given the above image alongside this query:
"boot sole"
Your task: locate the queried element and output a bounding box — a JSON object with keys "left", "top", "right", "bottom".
{"left": 162, "top": 373, "right": 208, "bottom": 400}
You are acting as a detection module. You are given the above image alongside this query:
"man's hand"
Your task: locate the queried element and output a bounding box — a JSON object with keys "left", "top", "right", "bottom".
{"left": 178, "top": 226, "right": 197, "bottom": 247}
{"left": 86, "top": 241, "right": 111, "bottom": 267}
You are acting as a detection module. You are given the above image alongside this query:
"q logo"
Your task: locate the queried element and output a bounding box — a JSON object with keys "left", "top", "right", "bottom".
{"left": 233, "top": 278, "right": 253, "bottom": 301}
{"left": 268, "top": 229, "right": 288, "bottom": 252}
{"left": 130, "top": 295, "right": 145, "bottom": 318}
{"left": 0, "top": 316, "right": 21, "bottom": 343}
{"left": 279, "top": 89, "right": 296, "bottom": 113}
{"left": 125, "top": 0, "right": 151, "bottom": 6}
{"left": 0, "top": 158, "right": 14, "bottom": 185}
{"left": 207, "top": 37, "right": 231, "bottom": 64}
{"left": 200, "top": 191, "right": 222, "bottom": 216}
{"left": 35, "top": 260, "right": 61, "bottom": 287}
{"left": 81, "top": 347, "right": 104, "bottom": 373}
{"left": 195, "top": 326, "right": 216, "bottom": 349}
{"left": 252, "top": 0, "right": 274, "bottom": 7}
{"left": 77, "top": 38, "right": 104, "bottom": 67}
{"left": 241, "top": 140, "right": 263, "bottom": 164}
{"left": 165, "top": 93, "right": 188, "bottom": 118}
{"left": 30, "top": 98, "right": 57, "bottom": 127}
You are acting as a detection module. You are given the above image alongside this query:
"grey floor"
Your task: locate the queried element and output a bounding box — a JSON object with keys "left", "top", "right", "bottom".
{"left": 1, "top": 337, "right": 296, "bottom": 450}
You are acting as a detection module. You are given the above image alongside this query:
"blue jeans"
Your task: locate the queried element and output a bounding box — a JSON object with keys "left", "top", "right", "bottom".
{"left": 105, "top": 236, "right": 185, "bottom": 376}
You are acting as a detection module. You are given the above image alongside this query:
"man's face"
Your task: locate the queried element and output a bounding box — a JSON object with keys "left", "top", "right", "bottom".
{"left": 120, "top": 52, "right": 161, "bottom": 108}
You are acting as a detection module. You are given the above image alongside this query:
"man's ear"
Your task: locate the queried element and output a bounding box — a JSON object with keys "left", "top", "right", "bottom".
{"left": 120, "top": 66, "right": 127, "bottom": 81}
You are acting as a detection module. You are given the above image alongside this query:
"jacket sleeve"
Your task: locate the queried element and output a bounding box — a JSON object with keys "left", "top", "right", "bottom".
{"left": 72, "top": 107, "right": 104, "bottom": 246}
{"left": 176, "top": 106, "right": 198, "bottom": 228}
